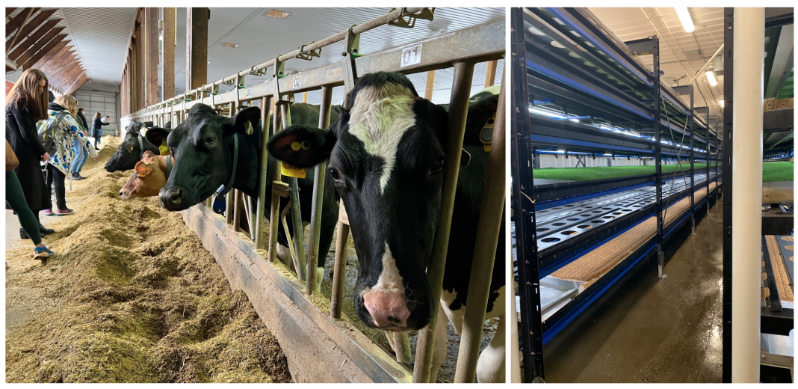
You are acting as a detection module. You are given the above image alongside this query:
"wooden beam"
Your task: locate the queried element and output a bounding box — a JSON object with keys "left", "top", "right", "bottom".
{"left": 5, "top": 7, "right": 39, "bottom": 37}
{"left": 34, "top": 45, "right": 74, "bottom": 74}
{"left": 13, "top": 9, "right": 58, "bottom": 45}
{"left": 484, "top": 60, "right": 497, "bottom": 88}
{"left": 6, "top": 8, "right": 36, "bottom": 53}
{"left": 31, "top": 43, "right": 73, "bottom": 70}
{"left": 66, "top": 74, "right": 89, "bottom": 95}
{"left": 145, "top": 8, "right": 159, "bottom": 106}
{"left": 186, "top": 7, "right": 209, "bottom": 90}
{"left": 161, "top": 7, "right": 176, "bottom": 100}
{"left": 6, "top": 8, "right": 18, "bottom": 16}
{"left": 19, "top": 34, "right": 67, "bottom": 68}
{"left": 8, "top": 20, "right": 61, "bottom": 59}
{"left": 425, "top": 70, "right": 435, "bottom": 100}
{"left": 42, "top": 56, "right": 83, "bottom": 92}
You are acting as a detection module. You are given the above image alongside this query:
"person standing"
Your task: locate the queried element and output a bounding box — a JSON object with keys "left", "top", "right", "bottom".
{"left": 5, "top": 68, "right": 55, "bottom": 236}
{"left": 6, "top": 140, "right": 55, "bottom": 259}
{"left": 71, "top": 107, "right": 90, "bottom": 180}
{"left": 41, "top": 95, "right": 98, "bottom": 216}
{"left": 91, "top": 112, "right": 112, "bottom": 150}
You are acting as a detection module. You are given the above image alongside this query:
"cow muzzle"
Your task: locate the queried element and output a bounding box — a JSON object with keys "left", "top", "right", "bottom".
{"left": 159, "top": 186, "right": 188, "bottom": 210}
{"left": 362, "top": 290, "right": 412, "bottom": 330}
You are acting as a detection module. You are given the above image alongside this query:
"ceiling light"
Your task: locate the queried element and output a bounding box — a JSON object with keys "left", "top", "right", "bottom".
{"left": 719, "top": 99, "right": 724, "bottom": 108}
{"left": 705, "top": 70, "right": 717, "bottom": 86}
{"left": 675, "top": 8, "right": 695, "bottom": 33}
{"left": 265, "top": 10, "right": 291, "bottom": 19}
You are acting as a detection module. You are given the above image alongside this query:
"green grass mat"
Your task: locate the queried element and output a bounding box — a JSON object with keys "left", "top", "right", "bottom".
{"left": 762, "top": 161, "right": 794, "bottom": 182}
{"left": 533, "top": 164, "right": 709, "bottom": 181}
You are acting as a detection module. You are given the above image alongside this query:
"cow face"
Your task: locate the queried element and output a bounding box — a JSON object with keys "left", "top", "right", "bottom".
{"left": 105, "top": 122, "right": 164, "bottom": 172}
{"left": 158, "top": 104, "right": 260, "bottom": 211}
{"left": 267, "top": 72, "right": 448, "bottom": 331}
{"left": 120, "top": 151, "right": 170, "bottom": 201}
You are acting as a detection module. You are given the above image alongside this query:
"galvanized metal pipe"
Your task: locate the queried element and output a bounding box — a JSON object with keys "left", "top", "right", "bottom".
{"left": 255, "top": 96, "right": 273, "bottom": 249}
{"left": 453, "top": 80, "right": 506, "bottom": 383}
{"left": 306, "top": 86, "right": 333, "bottom": 295}
{"left": 731, "top": 7, "right": 763, "bottom": 383}
{"left": 393, "top": 331, "right": 413, "bottom": 364}
{"left": 413, "top": 61, "right": 475, "bottom": 383}
{"left": 330, "top": 211, "right": 349, "bottom": 319}
{"left": 282, "top": 102, "right": 307, "bottom": 281}
{"left": 267, "top": 101, "right": 284, "bottom": 263}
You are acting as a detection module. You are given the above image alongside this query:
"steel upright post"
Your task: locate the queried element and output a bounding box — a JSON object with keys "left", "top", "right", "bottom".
{"left": 689, "top": 86, "right": 695, "bottom": 233}
{"left": 653, "top": 36, "right": 663, "bottom": 278}
{"left": 510, "top": 7, "right": 544, "bottom": 382}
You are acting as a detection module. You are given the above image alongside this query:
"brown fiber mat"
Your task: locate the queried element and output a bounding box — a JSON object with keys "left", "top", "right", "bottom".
{"left": 766, "top": 235, "right": 794, "bottom": 302}
{"left": 552, "top": 182, "right": 718, "bottom": 289}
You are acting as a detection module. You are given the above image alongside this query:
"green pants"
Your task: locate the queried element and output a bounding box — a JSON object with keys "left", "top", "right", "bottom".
{"left": 6, "top": 170, "right": 42, "bottom": 245}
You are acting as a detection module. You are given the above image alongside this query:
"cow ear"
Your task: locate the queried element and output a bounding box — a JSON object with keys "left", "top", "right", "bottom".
{"left": 226, "top": 106, "right": 261, "bottom": 136}
{"left": 144, "top": 127, "right": 170, "bottom": 147}
{"left": 267, "top": 125, "right": 336, "bottom": 168}
{"left": 134, "top": 161, "right": 153, "bottom": 177}
{"left": 142, "top": 150, "right": 157, "bottom": 164}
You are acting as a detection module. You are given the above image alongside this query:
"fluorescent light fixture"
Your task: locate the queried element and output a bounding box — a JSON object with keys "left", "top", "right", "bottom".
{"left": 675, "top": 8, "right": 695, "bottom": 33}
{"left": 706, "top": 71, "right": 718, "bottom": 86}
{"left": 603, "top": 153, "right": 612, "bottom": 156}
{"left": 529, "top": 107, "right": 565, "bottom": 119}
{"left": 569, "top": 119, "right": 580, "bottom": 123}
{"left": 719, "top": 99, "right": 724, "bottom": 108}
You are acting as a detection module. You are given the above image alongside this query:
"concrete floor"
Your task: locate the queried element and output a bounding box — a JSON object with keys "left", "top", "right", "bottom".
{"left": 543, "top": 196, "right": 724, "bottom": 383}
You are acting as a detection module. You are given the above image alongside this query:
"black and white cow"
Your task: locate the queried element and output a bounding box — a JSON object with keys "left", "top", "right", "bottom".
{"left": 267, "top": 72, "right": 505, "bottom": 382}
{"left": 105, "top": 121, "right": 171, "bottom": 172}
{"left": 155, "top": 102, "right": 341, "bottom": 284}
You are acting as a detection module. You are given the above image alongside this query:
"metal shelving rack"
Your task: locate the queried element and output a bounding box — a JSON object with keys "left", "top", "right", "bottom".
{"left": 513, "top": 7, "right": 723, "bottom": 382}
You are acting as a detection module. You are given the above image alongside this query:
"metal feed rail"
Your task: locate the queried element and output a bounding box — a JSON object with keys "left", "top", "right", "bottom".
{"left": 125, "top": 10, "right": 505, "bottom": 384}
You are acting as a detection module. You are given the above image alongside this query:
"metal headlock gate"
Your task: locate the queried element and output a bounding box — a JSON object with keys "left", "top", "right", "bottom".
{"left": 512, "top": 7, "right": 723, "bottom": 382}
{"left": 124, "top": 8, "right": 505, "bottom": 383}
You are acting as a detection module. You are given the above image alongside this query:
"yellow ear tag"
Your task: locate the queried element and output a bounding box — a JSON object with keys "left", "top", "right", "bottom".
{"left": 483, "top": 144, "right": 491, "bottom": 152}
{"left": 291, "top": 141, "right": 301, "bottom": 151}
{"left": 159, "top": 139, "right": 170, "bottom": 156}
{"left": 281, "top": 162, "right": 306, "bottom": 179}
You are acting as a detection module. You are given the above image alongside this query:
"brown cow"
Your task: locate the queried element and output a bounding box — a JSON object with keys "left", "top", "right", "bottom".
{"left": 120, "top": 150, "right": 173, "bottom": 201}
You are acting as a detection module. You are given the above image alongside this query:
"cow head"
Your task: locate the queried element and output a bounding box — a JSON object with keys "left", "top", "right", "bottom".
{"left": 120, "top": 150, "right": 171, "bottom": 201}
{"left": 267, "top": 72, "right": 448, "bottom": 331}
{"left": 105, "top": 121, "right": 166, "bottom": 172}
{"left": 158, "top": 104, "right": 261, "bottom": 210}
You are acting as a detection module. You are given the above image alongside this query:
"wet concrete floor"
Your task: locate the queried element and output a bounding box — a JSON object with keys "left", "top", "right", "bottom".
{"left": 544, "top": 195, "right": 724, "bottom": 383}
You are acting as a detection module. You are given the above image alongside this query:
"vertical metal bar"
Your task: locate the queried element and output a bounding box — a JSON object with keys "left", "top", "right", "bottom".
{"left": 226, "top": 102, "right": 236, "bottom": 226}
{"left": 255, "top": 96, "right": 273, "bottom": 249}
{"left": 330, "top": 210, "right": 349, "bottom": 318}
{"left": 233, "top": 190, "right": 243, "bottom": 232}
{"left": 511, "top": 7, "right": 543, "bottom": 382}
{"left": 267, "top": 99, "right": 284, "bottom": 263}
{"left": 306, "top": 85, "right": 333, "bottom": 295}
{"left": 283, "top": 102, "right": 307, "bottom": 281}
{"left": 721, "top": 7, "right": 734, "bottom": 383}
{"left": 689, "top": 86, "right": 695, "bottom": 233}
{"left": 454, "top": 78, "right": 506, "bottom": 383}
{"left": 393, "top": 331, "right": 413, "bottom": 364}
{"left": 413, "top": 61, "right": 474, "bottom": 383}
{"left": 653, "top": 36, "right": 664, "bottom": 278}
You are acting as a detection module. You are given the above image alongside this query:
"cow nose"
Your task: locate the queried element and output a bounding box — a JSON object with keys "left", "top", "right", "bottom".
{"left": 363, "top": 291, "right": 411, "bottom": 329}
{"left": 159, "top": 186, "right": 186, "bottom": 209}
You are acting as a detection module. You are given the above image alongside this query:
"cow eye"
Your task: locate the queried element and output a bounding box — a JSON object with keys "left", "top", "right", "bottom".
{"left": 430, "top": 158, "right": 444, "bottom": 174}
{"left": 300, "top": 141, "right": 311, "bottom": 150}
{"left": 205, "top": 137, "right": 215, "bottom": 145}
{"left": 329, "top": 168, "right": 341, "bottom": 182}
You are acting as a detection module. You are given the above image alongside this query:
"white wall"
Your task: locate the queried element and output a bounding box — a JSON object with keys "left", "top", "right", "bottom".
{"left": 535, "top": 154, "right": 698, "bottom": 169}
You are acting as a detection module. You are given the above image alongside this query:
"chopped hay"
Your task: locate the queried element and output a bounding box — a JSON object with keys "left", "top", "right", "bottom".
{"left": 766, "top": 235, "right": 793, "bottom": 302}
{"left": 6, "top": 137, "right": 291, "bottom": 383}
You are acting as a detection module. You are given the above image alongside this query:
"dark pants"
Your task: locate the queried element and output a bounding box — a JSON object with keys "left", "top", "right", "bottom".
{"left": 6, "top": 171, "right": 42, "bottom": 244}
{"left": 44, "top": 164, "right": 67, "bottom": 211}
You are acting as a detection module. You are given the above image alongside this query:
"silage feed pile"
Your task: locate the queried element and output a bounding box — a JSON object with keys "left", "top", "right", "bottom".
{"left": 533, "top": 163, "right": 709, "bottom": 181}
{"left": 5, "top": 137, "right": 291, "bottom": 383}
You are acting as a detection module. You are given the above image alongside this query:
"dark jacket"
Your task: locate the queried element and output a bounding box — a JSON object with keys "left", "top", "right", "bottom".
{"left": 77, "top": 111, "right": 89, "bottom": 131}
{"left": 6, "top": 98, "right": 47, "bottom": 212}
{"left": 92, "top": 117, "right": 108, "bottom": 137}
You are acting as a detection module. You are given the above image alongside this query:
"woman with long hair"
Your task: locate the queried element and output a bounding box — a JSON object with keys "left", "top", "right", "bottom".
{"left": 42, "top": 95, "right": 98, "bottom": 215}
{"left": 5, "top": 68, "right": 55, "bottom": 237}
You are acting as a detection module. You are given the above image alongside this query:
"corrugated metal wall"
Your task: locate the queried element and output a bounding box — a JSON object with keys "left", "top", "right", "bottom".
{"left": 73, "top": 87, "right": 119, "bottom": 135}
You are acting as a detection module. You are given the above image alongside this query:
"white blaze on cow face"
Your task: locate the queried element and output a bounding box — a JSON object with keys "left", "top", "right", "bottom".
{"left": 362, "top": 242, "right": 405, "bottom": 296}
{"left": 348, "top": 83, "right": 417, "bottom": 193}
